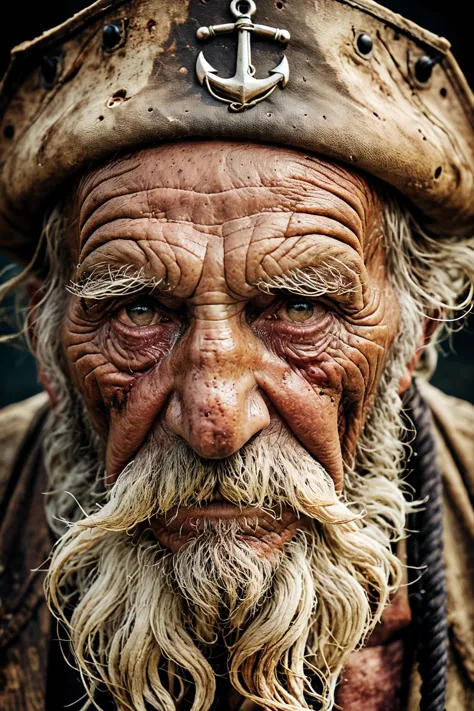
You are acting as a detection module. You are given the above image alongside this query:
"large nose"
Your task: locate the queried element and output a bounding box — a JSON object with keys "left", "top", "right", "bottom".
{"left": 165, "top": 312, "right": 270, "bottom": 458}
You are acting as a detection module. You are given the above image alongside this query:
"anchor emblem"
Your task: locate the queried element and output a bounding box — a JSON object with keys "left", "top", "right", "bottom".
{"left": 196, "top": 0, "right": 290, "bottom": 112}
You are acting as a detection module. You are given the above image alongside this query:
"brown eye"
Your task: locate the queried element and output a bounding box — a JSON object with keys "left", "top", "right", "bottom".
{"left": 280, "top": 299, "right": 316, "bottom": 323}
{"left": 117, "top": 300, "right": 168, "bottom": 327}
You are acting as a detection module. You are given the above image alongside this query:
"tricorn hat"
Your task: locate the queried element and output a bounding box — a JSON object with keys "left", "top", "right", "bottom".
{"left": 1, "top": 0, "right": 473, "bottom": 261}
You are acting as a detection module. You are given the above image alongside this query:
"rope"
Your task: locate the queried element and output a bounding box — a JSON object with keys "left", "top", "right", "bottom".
{"left": 405, "top": 380, "right": 448, "bottom": 711}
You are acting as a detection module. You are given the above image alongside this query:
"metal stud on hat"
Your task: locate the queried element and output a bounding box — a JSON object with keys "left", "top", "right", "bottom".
{"left": 102, "top": 23, "right": 122, "bottom": 51}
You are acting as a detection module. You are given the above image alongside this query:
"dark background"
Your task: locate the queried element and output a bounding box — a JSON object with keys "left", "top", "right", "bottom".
{"left": 0, "top": 0, "right": 473, "bottom": 407}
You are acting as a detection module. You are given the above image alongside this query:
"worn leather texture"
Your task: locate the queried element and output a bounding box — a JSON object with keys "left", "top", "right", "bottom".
{"left": 0, "top": 393, "right": 51, "bottom": 711}
{"left": 0, "top": 0, "right": 473, "bottom": 261}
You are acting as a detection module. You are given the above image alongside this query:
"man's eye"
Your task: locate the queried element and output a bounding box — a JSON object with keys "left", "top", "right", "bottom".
{"left": 278, "top": 298, "right": 320, "bottom": 324}
{"left": 117, "top": 300, "right": 169, "bottom": 327}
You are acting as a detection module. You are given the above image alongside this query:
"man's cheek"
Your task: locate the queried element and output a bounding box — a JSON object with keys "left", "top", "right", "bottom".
{"left": 341, "top": 326, "right": 390, "bottom": 396}
{"left": 62, "top": 311, "right": 180, "bottom": 436}
{"left": 334, "top": 328, "right": 389, "bottom": 458}
{"left": 255, "top": 317, "right": 389, "bottom": 460}
{"left": 255, "top": 315, "right": 387, "bottom": 392}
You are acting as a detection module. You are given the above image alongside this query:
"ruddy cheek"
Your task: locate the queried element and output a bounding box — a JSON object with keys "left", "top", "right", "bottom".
{"left": 64, "top": 315, "right": 181, "bottom": 438}
{"left": 254, "top": 315, "right": 347, "bottom": 391}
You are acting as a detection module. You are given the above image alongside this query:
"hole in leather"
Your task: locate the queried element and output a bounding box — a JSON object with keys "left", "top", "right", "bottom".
{"left": 107, "top": 89, "right": 127, "bottom": 108}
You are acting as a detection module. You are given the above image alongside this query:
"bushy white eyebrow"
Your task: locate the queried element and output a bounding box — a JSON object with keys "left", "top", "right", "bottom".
{"left": 67, "top": 264, "right": 162, "bottom": 300}
{"left": 255, "top": 261, "right": 358, "bottom": 298}
{"left": 67, "top": 261, "right": 357, "bottom": 302}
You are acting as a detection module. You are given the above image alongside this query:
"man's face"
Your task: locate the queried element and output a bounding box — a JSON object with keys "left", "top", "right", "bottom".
{"left": 45, "top": 142, "right": 408, "bottom": 709}
{"left": 61, "top": 141, "right": 400, "bottom": 555}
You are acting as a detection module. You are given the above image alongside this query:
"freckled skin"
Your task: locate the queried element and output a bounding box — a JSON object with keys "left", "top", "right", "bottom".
{"left": 60, "top": 141, "right": 401, "bottom": 551}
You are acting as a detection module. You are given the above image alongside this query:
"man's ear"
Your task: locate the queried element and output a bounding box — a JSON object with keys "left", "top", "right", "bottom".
{"left": 27, "top": 279, "right": 59, "bottom": 409}
{"left": 398, "top": 316, "right": 440, "bottom": 395}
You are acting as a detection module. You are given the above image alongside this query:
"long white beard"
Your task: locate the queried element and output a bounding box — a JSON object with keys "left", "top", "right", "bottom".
{"left": 45, "top": 390, "right": 408, "bottom": 711}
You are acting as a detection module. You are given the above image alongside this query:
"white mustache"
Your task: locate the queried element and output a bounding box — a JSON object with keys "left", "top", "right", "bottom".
{"left": 93, "top": 423, "right": 357, "bottom": 536}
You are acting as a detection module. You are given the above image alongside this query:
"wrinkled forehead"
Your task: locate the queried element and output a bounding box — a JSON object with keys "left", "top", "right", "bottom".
{"left": 74, "top": 141, "right": 380, "bottom": 251}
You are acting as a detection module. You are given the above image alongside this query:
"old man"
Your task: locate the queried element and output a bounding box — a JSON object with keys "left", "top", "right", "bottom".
{"left": 0, "top": 0, "right": 474, "bottom": 710}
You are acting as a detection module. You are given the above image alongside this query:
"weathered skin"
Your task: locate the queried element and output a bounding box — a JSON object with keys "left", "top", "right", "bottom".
{"left": 60, "top": 141, "right": 402, "bottom": 552}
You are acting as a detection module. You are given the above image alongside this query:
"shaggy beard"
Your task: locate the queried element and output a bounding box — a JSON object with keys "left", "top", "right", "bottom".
{"left": 44, "top": 376, "right": 409, "bottom": 711}
{"left": 25, "top": 199, "right": 427, "bottom": 710}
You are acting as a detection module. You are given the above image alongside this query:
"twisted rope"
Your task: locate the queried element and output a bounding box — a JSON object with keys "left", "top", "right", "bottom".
{"left": 405, "top": 380, "right": 448, "bottom": 711}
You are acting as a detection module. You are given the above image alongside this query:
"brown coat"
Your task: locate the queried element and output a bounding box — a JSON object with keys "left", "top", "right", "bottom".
{"left": 0, "top": 383, "right": 473, "bottom": 710}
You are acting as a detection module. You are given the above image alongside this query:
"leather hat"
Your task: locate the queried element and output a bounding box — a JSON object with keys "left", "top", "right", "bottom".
{"left": 0, "top": 0, "right": 473, "bottom": 261}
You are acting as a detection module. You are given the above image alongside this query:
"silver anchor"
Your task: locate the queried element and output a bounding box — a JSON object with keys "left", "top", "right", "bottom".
{"left": 196, "top": 0, "right": 290, "bottom": 112}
